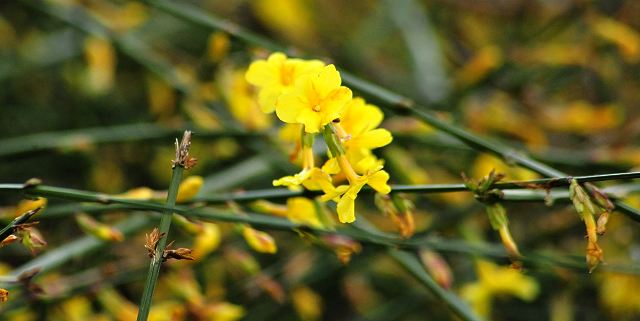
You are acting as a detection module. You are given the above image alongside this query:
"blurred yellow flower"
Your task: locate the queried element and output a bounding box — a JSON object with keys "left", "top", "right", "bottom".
{"left": 286, "top": 197, "right": 324, "bottom": 228}
{"left": 245, "top": 52, "right": 324, "bottom": 113}
{"left": 219, "top": 64, "right": 273, "bottom": 131}
{"left": 192, "top": 222, "right": 222, "bottom": 262}
{"left": 291, "top": 286, "right": 323, "bottom": 321}
{"left": 176, "top": 176, "right": 204, "bottom": 203}
{"left": 275, "top": 64, "right": 352, "bottom": 133}
{"left": 591, "top": 16, "right": 640, "bottom": 63}
{"left": 460, "top": 260, "right": 540, "bottom": 317}
{"left": 599, "top": 272, "right": 640, "bottom": 316}
{"left": 242, "top": 226, "right": 277, "bottom": 254}
{"left": 75, "top": 213, "right": 123, "bottom": 242}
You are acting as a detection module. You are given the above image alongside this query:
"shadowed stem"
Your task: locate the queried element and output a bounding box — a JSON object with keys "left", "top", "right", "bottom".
{"left": 136, "top": 165, "right": 184, "bottom": 321}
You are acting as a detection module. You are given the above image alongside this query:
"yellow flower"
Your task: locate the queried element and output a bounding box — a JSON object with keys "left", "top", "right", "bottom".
{"left": 338, "top": 97, "right": 392, "bottom": 150}
{"left": 176, "top": 176, "right": 203, "bottom": 203}
{"left": 321, "top": 156, "right": 390, "bottom": 223}
{"left": 191, "top": 222, "right": 221, "bottom": 262}
{"left": 219, "top": 65, "right": 273, "bottom": 131}
{"left": 245, "top": 52, "right": 324, "bottom": 113}
{"left": 276, "top": 64, "right": 352, "bottom": 133}
{"left": 242, "top": 226, "right": 277, "bottom": 254}
{"left": 329, "top": 97, "right": 392, "bottom": 173}
{"left": 460, "top": 260, "right": 540, "bottom": 317}
{"left": 286, "top": 197, "right": 324, "bottom": 228}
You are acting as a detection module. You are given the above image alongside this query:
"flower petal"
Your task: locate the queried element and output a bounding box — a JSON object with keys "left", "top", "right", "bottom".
{"left": 297, "top": 108, "right": 322, "bottom": 133}
{"left": 258, "top": 86, "right": 283, "bottom": 113}
{"left": 295, "top": 75, "right": 315, "bottom": 104}
{"left": 245, "top": 60, "right": 277, "bottom": 87}
{"left": 322, "top": 87, "right": 352, "bottom": 122}
{"left": 367, "top": 170, "right": 391, "bottom": 194}
{"left": 276, "top": 93, "right": 306, "bottom": 123}
{"left": 316, "top": 65, "right": 341, "bottom": 98}
{"left": 293, "top": 60, "right": 325, "bottom": 79}
{"left": 348, "top": 128, "right": 393, "bottom": 149}
{"left": 337, "top": 195, "right": 356, "bottom": 223}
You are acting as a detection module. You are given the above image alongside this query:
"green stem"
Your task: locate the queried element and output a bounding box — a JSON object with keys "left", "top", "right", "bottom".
{"left": 136, "top": 165, "right": 184, "bottom": 321}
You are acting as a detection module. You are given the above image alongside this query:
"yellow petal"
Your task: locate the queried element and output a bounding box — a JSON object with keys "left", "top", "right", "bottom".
{"left": 258, "top": 86, "right": 283, "bottom": 113}
{"left": 337, "top": 195, "right": 356, "bottom": 223}
{"left": 316, "top": 64, "right": 341, "bottom": 98}
{"left": 295, "top": 74, "right": 315, "bottom": 104}
{"left": 349, "top": 128, "right": 393, "bottom": 149}
{"left": 176, "top": 176, "right": 204, "bottom": 203}
{"left": 367, "top": 170, "right": 391, "bottom": 194}
{"left": 243, "top": 226, "right": 278, "bottom": 253}
{"left": 297, "top": 108, "right": 322, "bottom": 133}
{"left": 245, "top": 60, "right": 276, "bottom": 87}
{"left": 323, "top": 87, "right": 352, "bottom": 118}
{"left": 276, "top": 93, "right": 306, "bottom": 123}
{"left": 293, "top": 60, "right": 325, "bottom": 79}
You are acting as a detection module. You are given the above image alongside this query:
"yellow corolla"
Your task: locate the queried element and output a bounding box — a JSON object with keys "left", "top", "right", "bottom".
{"left": 245, "top": 52, "right": 324, "bottom": 113}
{"left": 275, "top": 64, "right": 352, "bottom": 133}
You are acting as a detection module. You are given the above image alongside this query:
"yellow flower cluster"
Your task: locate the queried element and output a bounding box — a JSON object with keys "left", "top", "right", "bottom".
{"left": 246, "top": 52, "right": 393, "bottom": 223}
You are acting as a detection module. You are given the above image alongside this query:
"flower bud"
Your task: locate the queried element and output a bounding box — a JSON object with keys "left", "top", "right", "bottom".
{"left": 321, "top": 234, "right": 361, "bottom": 265}
{"left": 75, "top": 213, "right": 123, "bottom": 242}
{"left": 419, "top": 249, "right": 453, "bottom": 289}
{"left": 242, "top": 226, "right": 277, "bottom": 254}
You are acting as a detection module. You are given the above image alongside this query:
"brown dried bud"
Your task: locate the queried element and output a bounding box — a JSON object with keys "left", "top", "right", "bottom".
{"left": 172, "top": 131, "right": 196, "bottom": 169}
{"left": 162, "top": 241, "right": 194, "bottom": 261}
{"left": 145, "top": 228, "right": 166, "bottom": 258}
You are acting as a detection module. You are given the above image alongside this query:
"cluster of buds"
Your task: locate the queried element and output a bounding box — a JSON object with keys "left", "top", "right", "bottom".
{"left": 245, "top": 52, "right": 393, "bottom": 224}
{"left": 569, "top": 178, "right": 614, "bottom": 272}
{"left": 463, "top": 170, "right": 523, "bottom": 270}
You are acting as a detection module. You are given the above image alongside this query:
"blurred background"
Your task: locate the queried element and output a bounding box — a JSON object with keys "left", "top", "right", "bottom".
{"left": 2, "top": 0, "right": 640, "bottom": 320}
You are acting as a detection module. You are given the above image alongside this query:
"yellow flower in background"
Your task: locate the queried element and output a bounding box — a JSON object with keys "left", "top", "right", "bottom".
{"left": 460, "top": 260, "right": 540, "bottom": 317}
{"left": 286, "top": 197, "right": 324, "bottom": 228}
{"left": 251, "top": 0, "right": 318, "bottom": 47}
{"left": 456, "top": 45, "right": 503, "bottom": 87}
{"left": 83, "top": 36, "right": 116, "bottom": 96}
{"left": 14, "top": 197, "right": 47, "bottom": 218}
{"left": 472, "top": 153, "right": 539, "bottom": 182}
{"left": 242, "top": 226, "right": 278, "bottom": 254}
{"left": 219, "top": 64, "right": 273, "bottom": 131}
{"left": 176, "top": 176, "right": 204, "bottom": 203}
{"left": 276, "top": 64, "right": 352, "bottom": 133}
{"left": 75, "top": 213, "right": 124, "bottom": 242}
{"left": 291, "top": 286, "right": 323, "bottom": 321}
{"left": 599, "top": 272, "right": 640, "bottom": 316}
{"left": 192, "top": 222, "right": 222, "bottom": 262}
{"left": 591, "top": 15, "right": 640, "bottom": 63}
{"left": 245, "top": 52, "right": 324, "bottom": 113}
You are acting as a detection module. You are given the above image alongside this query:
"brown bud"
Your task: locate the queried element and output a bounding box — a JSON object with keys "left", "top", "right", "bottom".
{"left": 145, "top": 228, "right": 166, "bottom": 258}
{"left": 163, "top": 241, "right": 194, "bottom": 261}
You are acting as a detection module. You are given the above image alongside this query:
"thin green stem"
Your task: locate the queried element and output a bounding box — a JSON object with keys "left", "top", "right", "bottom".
{"left": 136, "top": 165, "right": 184, "bottom": 321}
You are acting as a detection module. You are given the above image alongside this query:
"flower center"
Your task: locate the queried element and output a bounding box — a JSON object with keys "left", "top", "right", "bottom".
{"left": 313, "top": 105, "right": 321, "bottom": 112}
